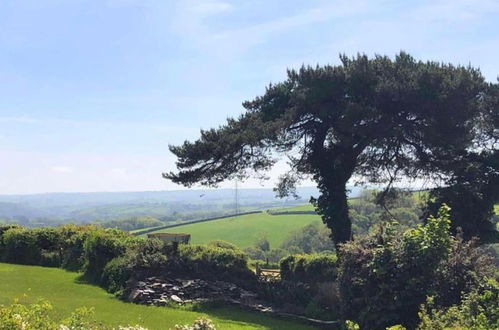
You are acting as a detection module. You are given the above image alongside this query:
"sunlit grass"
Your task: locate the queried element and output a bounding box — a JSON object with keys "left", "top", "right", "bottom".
{"left": 0, "top": 263, "right": 313, "bottom": 330}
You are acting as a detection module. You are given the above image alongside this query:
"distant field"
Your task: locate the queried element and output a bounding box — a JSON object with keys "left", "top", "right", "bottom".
{"left": 0, "top": 263, "right": 313, "bottom": 330}
{"left": 140, "top": 196, "right": 498, "bottom": 250}
{"left": 141, "top": 207, "right": 321, "bottom": 249}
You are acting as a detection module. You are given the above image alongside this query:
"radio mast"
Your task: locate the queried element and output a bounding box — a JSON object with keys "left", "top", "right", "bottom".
{"left": 234, "top": 179, "right": 239, "bottom": 216}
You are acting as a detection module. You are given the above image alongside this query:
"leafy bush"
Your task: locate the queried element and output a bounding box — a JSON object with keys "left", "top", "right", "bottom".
{"left": 207, "top": 240, "right": 240, "bottom": 251}
{"left": 338, "top": 205, "right": 495, "bottom": 329}
{"left": 179, "top": 244, "right": 248, "bottom": 272}
{"left": 102, "top": 238, "right": 168, "bottom": 294}
{"left": 0, "top": 225, "right": 20, "bottom": 261}
{"left": 102, "top": 254, "right": 136, "bottom": 294}
{"left": 280, "top": 253, "right": 338, "bottom": 283}
{"left": 59, "top": 225, "right": 94, "bottom": 271}
{"left": 280, "top": 223, "right": 335, "bottom": 254}
{"left": 83, "top": 228, "right": 139, "bottom": 283}
{"left": 418, "top": 278, "right": 499, "bottom": 330}
{"left": 2, "top": 227, "right": 40, "bottom": 265}
{"left": 178, "top": 244, "right": 255, "bottom": 284}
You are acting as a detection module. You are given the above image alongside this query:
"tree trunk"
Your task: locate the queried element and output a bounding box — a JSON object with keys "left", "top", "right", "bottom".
{"left": 313, "top": 178, "right": 352, "bottom": 251}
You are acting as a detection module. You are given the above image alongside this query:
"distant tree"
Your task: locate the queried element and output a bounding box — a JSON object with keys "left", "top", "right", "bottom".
{"left": 164, "top": 52, "right": 493, "bottom": 247}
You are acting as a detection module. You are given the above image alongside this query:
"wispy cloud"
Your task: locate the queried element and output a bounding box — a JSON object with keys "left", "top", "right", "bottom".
{"left": 170, "top": 0, "right": 376, "bottom": 58}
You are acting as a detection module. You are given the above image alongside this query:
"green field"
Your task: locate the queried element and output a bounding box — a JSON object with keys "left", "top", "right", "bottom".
{"left": 142, "top": 208, "right": 322, "bottom": 249}
{"left": 0, "top": 263, "right": 312, "bottom": 330}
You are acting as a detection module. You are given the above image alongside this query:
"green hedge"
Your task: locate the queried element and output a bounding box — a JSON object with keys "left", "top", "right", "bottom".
{"left": 0, "top": 224, "right": 256, "bottom": 294}
{"left": 280, "top": 253, "right": 338, "bottom": 283}
{"left": 83, "top": 229, "right": 140, "bottom": 283}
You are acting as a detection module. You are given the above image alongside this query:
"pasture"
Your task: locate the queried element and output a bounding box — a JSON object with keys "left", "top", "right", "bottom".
{"left": 140, "top": 208, "right": 322, "bottom": 249}
{"left": 0, "top": 263, "right": 313, "bottom": 330}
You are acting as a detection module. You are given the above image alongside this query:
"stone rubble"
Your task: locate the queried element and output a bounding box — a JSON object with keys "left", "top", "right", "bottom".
{"left": 128, "top": 276, "right": 263, "bottom": 308}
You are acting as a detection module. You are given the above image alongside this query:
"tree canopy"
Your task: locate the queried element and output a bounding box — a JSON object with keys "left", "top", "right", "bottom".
{"left": 164, "top": 52, "right": 497, "bottom": 246}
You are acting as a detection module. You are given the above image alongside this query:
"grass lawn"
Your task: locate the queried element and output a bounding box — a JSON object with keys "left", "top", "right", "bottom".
{"left": 0, "top": 263, "right": 313, "bottom": 330}
{"left": 142, "top": 211, "right": 322, "bottom": 249}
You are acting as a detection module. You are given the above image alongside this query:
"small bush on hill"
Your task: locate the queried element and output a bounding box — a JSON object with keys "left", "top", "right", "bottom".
{"left": 207, "top": 240, "right": 240, "bottom": 251}
{"left": 280, "top": 253, "right": 338, "bottom": 283}
{"left": 281, "top": 223, "right": 335, "bottom": 254}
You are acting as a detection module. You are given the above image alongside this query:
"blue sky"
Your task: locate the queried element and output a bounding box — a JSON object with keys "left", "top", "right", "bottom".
{"left": 1, "top": 0, "right": 498, "bottom": 194}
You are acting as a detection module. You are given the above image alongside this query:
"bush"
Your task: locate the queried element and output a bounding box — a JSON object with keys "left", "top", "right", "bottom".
{"left": 59, "top": 225, "right": 93, "bottom": 271}
{"left": 178, "top": 244, "right": 255, "bottom": 284}
{"left": 337, "top": 205, "right": 495, "bottom": 329}
{"left": 207, "top": 240, "right": 240, "bottom": 251}
{"left": 280, "top": 253, "right": 338, "bottom": 283}
{"left": 102, "top": 238, "right": 168, "bottom": 294}
{"left": 418, "top": 278, "right": 499, "bottom": 330}
{"left": 102, "top": 254, "right": 135, "bottom": 294}
{"left": 2, "top": 227, "right": 40, "bottom": 265}
{"left": 0, "top": 225, "right": 20, "bottom": 261}
{"left": 83, "top": 228, "right": 139, "bottom": 283}
{"left": 179, "top": 244, "right": 248, "bottom": 272}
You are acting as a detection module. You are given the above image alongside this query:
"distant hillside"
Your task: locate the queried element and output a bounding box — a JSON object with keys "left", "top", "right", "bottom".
{"left": 0, "top": 186, "right": 364, "bottom": 223}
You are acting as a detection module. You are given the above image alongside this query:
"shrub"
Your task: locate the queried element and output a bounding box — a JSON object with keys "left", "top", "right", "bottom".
{"left": 59, "top": 225, "right": 93, "bottom": 271}
{"left": 0, "top": 225, "right": 20, "bottom": 261}
{"left": 102, "top": 238, "right": 168, "bottom": 294}
{"left": 280, "top": 253, "right": 338, "bottom": 283}
{"left": 178, "top": 244, "right": 255, "bottom": 284}
{"left": 280, "top": 223, "right": 335, "bottom": 254}
{"left": 207, "top": 240, "right": 240, "bottom": 251}
{"left": 2, "top": 227, "right": 40, "bottom": 265}
{"left": 418, "top": 278, "right": 499, "bottom": 330}
{"left": 83, "top": 228, "right": 139, "bottom": 283}
{"left": 179, "top": 244, "right": 248, "bottom": 272}
{"left": 337, "top": 205, "right": 495, "bottom": 329}
{"left": 102, "top": 254, "right": 135, "bottom": 294}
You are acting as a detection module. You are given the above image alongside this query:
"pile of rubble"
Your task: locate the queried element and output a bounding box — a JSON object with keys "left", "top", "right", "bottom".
{"left": 127, "top": 276, "right": 267, "bottom": 309}
{"left": 127, "top": 276, "right": 340, "bottom": 328}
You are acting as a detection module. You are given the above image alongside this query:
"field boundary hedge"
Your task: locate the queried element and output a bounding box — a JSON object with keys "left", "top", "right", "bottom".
{"left": 130, "top": 211, "right": 263, "bottom": 236}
